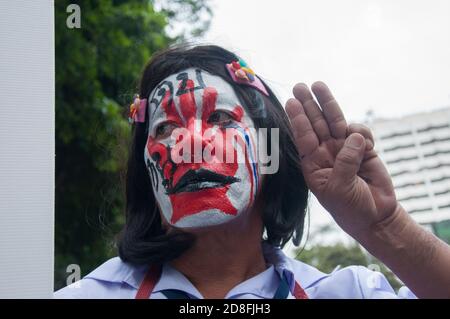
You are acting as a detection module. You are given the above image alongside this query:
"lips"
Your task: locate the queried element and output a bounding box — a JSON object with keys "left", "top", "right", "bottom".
{"left": 166, "top": 168, "right": 240, "bottom": 194}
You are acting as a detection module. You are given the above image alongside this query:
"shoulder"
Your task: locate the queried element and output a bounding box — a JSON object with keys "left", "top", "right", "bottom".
{"left": 54, "top": 257, "right": 147, "bottom": 299}
{"left": 286, "top": 257, "right": 415, "bottom": 299}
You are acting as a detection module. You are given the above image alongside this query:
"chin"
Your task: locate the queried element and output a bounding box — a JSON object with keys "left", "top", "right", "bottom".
{"left": 171, "top": 207, "right": 241, "bottom": 228}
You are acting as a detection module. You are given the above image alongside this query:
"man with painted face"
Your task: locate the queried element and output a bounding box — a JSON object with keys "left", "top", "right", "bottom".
{"left": 145, "top": 68, "right": 260, "bottom": 228}
{"left": 55, "top": 45, "right": 450, "bottom": 299}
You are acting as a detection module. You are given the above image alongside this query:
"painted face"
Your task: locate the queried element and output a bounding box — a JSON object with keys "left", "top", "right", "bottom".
{"left": 144, "top": 68, "right": 260, "bottom": 228}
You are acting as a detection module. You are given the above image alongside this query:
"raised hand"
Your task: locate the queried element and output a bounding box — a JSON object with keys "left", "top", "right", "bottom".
{"left": 286, "top": 82, "right": 398, "bottom": 238}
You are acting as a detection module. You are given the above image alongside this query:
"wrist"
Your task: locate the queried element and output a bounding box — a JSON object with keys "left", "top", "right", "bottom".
{"left": 353, "top": 202, "right": 412, "bottom": 257}
{"left": 352, "top": 202, "right": 450, "bottom": 298}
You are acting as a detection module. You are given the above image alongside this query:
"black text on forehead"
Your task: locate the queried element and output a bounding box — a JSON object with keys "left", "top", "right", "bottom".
{"left": 149, "top": 69, "right": 206, "bottom": 118}
{"left": 174, "top": 69, "right": 206, "bottom": 97}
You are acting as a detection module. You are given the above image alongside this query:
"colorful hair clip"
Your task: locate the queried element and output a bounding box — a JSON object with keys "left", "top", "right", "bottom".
{"left": 225, "top": 59, "right": 269, "bottom": 96}
{"left": 128, "top": 94, "right": 147, "bottom": 124}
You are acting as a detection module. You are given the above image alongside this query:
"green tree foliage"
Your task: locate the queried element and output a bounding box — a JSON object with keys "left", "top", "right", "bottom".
{"left": 154, "top": 0, "right": 212, "bottom": 38}
{"left": 55, "top": 0, "right": 211, "bottom": 290}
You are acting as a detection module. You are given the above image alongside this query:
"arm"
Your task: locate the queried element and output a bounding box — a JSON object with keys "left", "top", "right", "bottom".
{"left": 285, "top": 81, "right": 450, "bottom": 298}
{"left": 358, "top": 203, "right": 450, "bottom": 298}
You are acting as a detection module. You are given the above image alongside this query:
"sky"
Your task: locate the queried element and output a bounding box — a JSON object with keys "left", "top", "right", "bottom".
{"left": 201, "top": 0, "right": 450, "bottom": 247}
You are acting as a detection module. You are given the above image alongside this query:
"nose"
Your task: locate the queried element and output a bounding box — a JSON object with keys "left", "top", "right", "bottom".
{"left": 174, "top": 120, "right": 213, "bottom": 163}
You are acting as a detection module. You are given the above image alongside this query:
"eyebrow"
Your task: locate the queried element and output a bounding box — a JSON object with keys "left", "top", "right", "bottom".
{"left": 215, "top": 91, "right": 240, "bottom": 107}
{"left": 150, "top": 107, "right": 165, "bottom": 123}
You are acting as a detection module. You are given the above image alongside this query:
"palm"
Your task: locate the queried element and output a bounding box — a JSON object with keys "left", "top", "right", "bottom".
{"left": 286, "top": 82, "right": 397, "bottom": 236}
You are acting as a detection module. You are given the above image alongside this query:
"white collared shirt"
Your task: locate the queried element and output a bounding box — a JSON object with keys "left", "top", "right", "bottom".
{"left": 54, "top": 244, "right": 416, "bottom": 299}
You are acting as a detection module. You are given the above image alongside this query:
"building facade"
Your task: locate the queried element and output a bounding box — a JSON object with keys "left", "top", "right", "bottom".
{"left": 369, "top": 107, "right": 450, "bottom": 243}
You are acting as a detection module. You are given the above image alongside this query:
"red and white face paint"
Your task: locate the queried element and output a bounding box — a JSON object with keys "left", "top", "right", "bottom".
{"left": 144, "top": 68, "right": 260, "bottom": 228}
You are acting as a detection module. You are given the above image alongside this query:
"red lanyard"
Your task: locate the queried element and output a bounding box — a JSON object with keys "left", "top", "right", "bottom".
{"left": 135, "top": 264, "right": 162, "bottom": 299}
{"left": 135, "top": 264, "right": 308, "bottom": 299}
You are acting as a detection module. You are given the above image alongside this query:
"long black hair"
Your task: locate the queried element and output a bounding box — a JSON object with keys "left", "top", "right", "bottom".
{"left": 118, "top": 44, "right": 309, "bottom": 265}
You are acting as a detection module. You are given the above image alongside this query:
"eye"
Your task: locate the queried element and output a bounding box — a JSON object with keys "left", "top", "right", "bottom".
{"left": 208, "top": 111, "right": 234, "bottom": 126}
{"left": 155, "top": 122, "right": 178, "bottom": 139}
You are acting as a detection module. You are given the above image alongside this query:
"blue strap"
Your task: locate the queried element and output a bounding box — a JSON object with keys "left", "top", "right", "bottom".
{"left": 161, "top": 289, "right": 193, "bottom": 299}
{"left": 272, "top": 273, "right": 290, "bottom": 299}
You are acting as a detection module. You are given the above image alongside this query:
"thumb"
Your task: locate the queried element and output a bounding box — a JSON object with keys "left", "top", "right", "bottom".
{"left": 332, "top": 133, "right": 366, "bottom": 183}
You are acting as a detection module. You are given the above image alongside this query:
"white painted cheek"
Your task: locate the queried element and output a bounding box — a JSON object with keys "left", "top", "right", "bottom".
{"left": 240, "top": 114, "right": 260, "bottom": 192}
{"left": 226, "top": 127, "right": 258, "bottom": 213}
{"left": 226, "top": 160, "right": 251, "bottom": 214}
{"left": 247, "top": 127, "right": 260, "bottom": 190}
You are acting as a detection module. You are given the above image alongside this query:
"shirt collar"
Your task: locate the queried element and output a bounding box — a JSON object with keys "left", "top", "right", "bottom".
{"left": 262, "top": 242, "right": 296, "bottom": 293}
{"left": 152, "top": 262, "right": 280, "bottom": 299}
{"left": 84, "top": 242, "right": 324, "bottom": 296}
{"left": 152, "top": 263, "right": 204, "bottom": 299}
{"left": 223, "top": 264, "right": 278, "bottom": 299}
{"left": 152, "top": 242, "right": 296, "bottom": 299}
{"left": 84, "top": 257, "right": 147, "bottom": 290}
{"left": 262, "top": 242, "right": 327, "bottom": 292}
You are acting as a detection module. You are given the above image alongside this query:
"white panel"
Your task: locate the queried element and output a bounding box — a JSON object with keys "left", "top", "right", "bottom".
{"left": 0, "top": 0, "right": 54, "bottom": 298}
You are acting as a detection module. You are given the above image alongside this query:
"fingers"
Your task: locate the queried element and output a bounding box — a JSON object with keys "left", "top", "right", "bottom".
{"left": 293, "top": 83, "right": 331, "bottom": 142}
{"left": 332, "top": 133, "right": 366, "bottom": 183}
{"left": 348, "top": 123, "right": 375, "bottom": 151}
{"left": 311, "top": 82, "right": 348, "bottom": 139}
{"left": 286, "top": 98, "right": 319, "bottom": 157}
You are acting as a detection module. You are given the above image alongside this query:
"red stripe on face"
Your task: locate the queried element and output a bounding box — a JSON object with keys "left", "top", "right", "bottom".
{"left": 231, "top": 105, "right": 244, "bottom": 122}
{"left": 201, "top": 87, "right": 218, "bottom": 131}
{"left": 179, "top": 80, "right": 197, "bottom": 121}
{"left": 161, "top": 90, "right": 182, "bottom": 126}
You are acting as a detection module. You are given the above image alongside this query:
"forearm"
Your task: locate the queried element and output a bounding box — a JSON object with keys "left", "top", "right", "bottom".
{"left": 356, "top": 203, "right": 450, "bottom": 298}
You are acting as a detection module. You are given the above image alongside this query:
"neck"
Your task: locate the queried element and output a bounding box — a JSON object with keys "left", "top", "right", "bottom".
{"left": 169, "top": 210, "right": 267, "bottom": 299}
